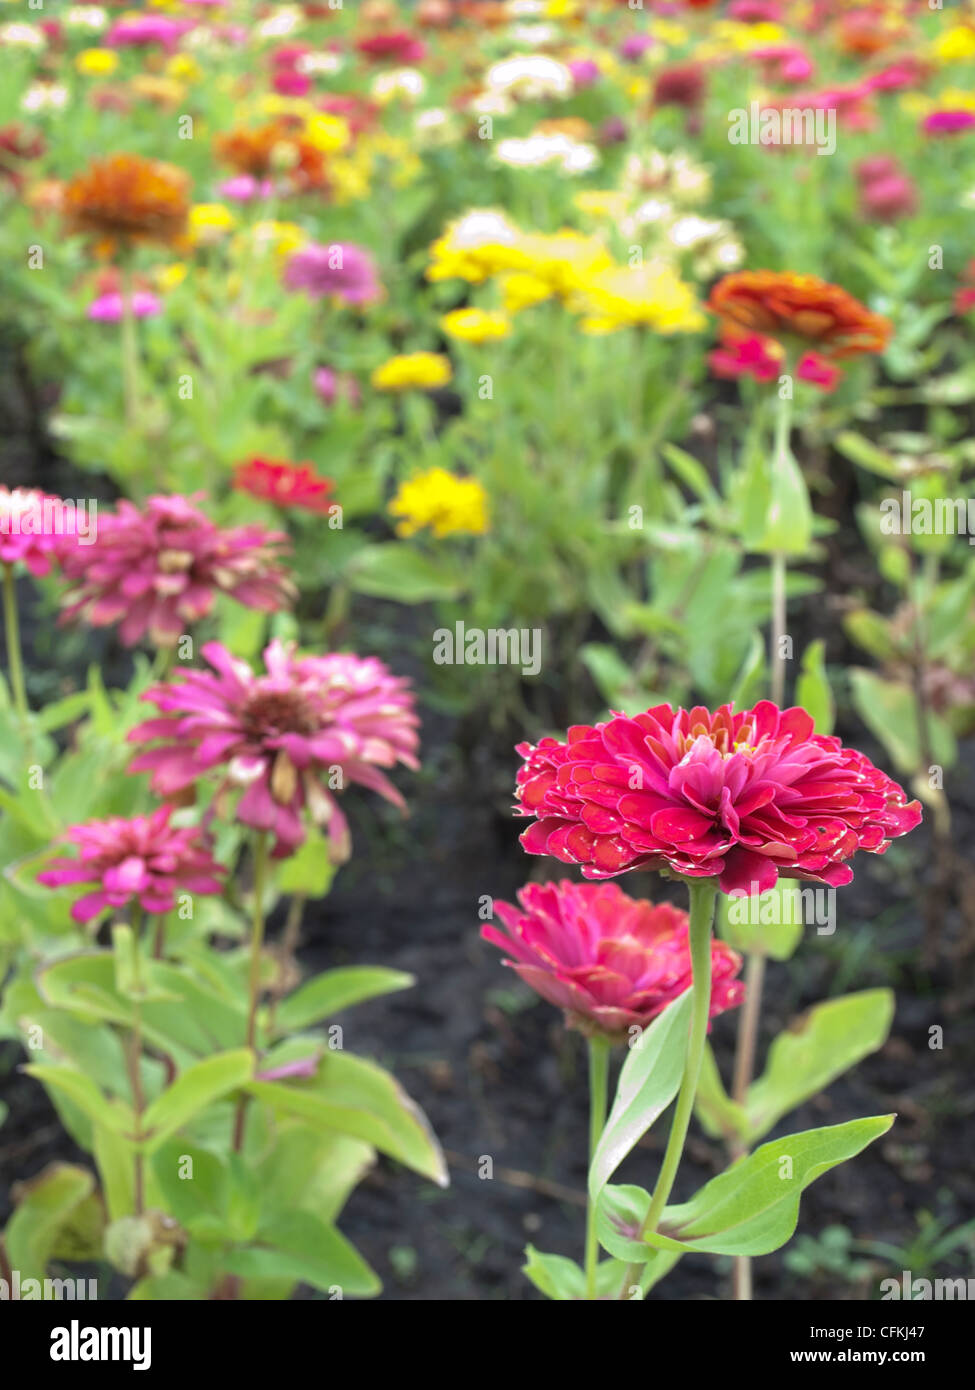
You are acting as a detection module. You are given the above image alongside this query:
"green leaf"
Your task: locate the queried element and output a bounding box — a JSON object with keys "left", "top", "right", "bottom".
{"left": 588, "top": 993, "right": 690, "bottom": 1205}
{"left": 3, "top": 1163, "right": 95, "bottom": 1281}
{"left": 275, "top": 826, "right": 338, "bottom": 899}
{"left": 347, "top": 543, "right": 464, "bottom": 603}
{"left": 23, "top": 1063, "right": 132, "bottom": 1136}
{"left": 849, "top": 668, "right": 956, "bottom": 774}
{"left": 273, "top": 966, "right": 414, "bottom": 1036}
{"left": 140, "top": 1050, "right": 254, "bottom": 1153}
{"left": 522, "top": 1247, "right": 632, "bottom": 1301}
{"left": 745, "top": 990, "right": 894, "bottom": 1143}
{"left": 643, "top": 1116, "right": 895, "bottom": 1256}
{"left": 717, "top": 878, "right": 805, "bottom": 960}
{"left": 247, "top": 1052, "right": 447, "bottom": 1187}
{"left": 222, "top": 1212, "right": 379, "bottom": 1297}
{"left": 796, "top": 640, "right": 835, "bottom": 735}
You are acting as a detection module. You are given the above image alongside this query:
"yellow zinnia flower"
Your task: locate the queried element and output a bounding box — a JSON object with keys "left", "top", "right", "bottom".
{"left": 189, "top": 203, "right": 237, "bottom": 245}
{"left": 76, "top": 48, "right": 118, "bottom": 77}
{"left": 371, "top": 352, "right": 453, "bottom": 393}
{"left": 440, "top": 308, "right": 511, "bottom": 343}
{"left": 389, "top": 467, "right": 488, "bottom": 539}
{"left": 572, "top": 261, "right": 706, "bottom": 335}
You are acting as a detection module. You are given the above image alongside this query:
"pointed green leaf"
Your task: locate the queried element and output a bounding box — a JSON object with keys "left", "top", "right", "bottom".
{"left": 272, "top": 966, "right": 414, "bottom": 1036}
{"left": 140, "top": 1049, "right": 254, "bottom": 1153}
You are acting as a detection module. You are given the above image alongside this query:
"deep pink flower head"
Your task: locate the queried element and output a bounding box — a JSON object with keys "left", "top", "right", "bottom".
{"left": 356, "top": 32, "right": 426, "bottom": 64}
{"left": 569, "top": 58, "right": 601, "bottom": 89}
{"left": 38, "top": 806, "right": 224, "bottom": 924}
{"left": 313, "top": 365, "right": 362, "bottom": 408}
{"left": 128, "top": 640, "right": 420, "bottom": 860}
{"left": 107, "top": 17, "right": 192, "bottom": 50}
{"left": 282, "top": 241, "right": 382, "bottom": 305}
{"left": 514, "top": 701, "right": 921, "bottom": 895}
{"left": 859, "top": 172, "right": 917, "bottom": 224}
{"left": 923, "top": 110, "right": 975, "bottom": 137}
{"left": 619, "top": 34, "right": 655, "bottom": 62}
{"left": 57, "top": 494, "right": 293, "bottom": 648}
{"left": 0, "top": 487, "right": 67, "bottom": 576}
{"left": 218, "top": 175, "right": 274, "bottom": 202}
{"left": 88, "top": 291, "right": 162, "bottom": 322}
{"left": 483, "top": 880, "right": 744, "bottom": 1040}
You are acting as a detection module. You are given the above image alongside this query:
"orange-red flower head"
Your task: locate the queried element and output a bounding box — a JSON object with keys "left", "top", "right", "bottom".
{"left": 62, "top": 153, "right": 190, "bottom": 254}
{"left": 707, "top": 270, "right": 891, "bottom": 359}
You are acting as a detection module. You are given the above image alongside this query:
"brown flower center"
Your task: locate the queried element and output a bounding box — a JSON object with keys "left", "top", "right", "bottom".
{"left": 241, "top": 686, "right": 319, "bottom": 738}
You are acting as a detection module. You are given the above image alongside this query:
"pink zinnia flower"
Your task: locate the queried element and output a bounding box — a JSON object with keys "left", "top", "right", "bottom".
{"left": 514, "top": 701, "right": 921, "bottom": 895}
{"left": 313, "top": 365, "right": 362, "bottom": 408}
{"left": 923, "top": 110, "right": 975, "bottom": 136}
{"left": 483, "top": 880, "right": 744, "bottom": 1040}
{"left": 38, "top": 806, "right": 224, "bottom": 924}
{"left": 282, "top": 241, "right": 382, "bottom": 305}
{"left": 128, "top": 640, "right": 419, "bottom": 859}
{"left": 88, "top": 291, "right": 162, "bottom": 322}
{"left": 709, "top": 333, "right": 782, "bottom": 384}
{"left": 0, "top": 487, "right": 66, "bottom": 576}
{"left": 356, "top": 32, "right": 426, "bottom": 65}
{"left": 57, "top": 494, "right": 293, "bottom": 648}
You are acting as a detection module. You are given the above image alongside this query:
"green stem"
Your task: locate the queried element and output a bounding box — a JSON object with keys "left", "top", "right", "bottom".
{"left": 128, "top": 905, "right": 146, "bottom": 1216}
{"left": 584, "top": 1035, "right": 611, "bottom": 1300}
{"left": 120, "top": 263, "right": 140, "bottom": 429}
{"left": 617, "top": 878, "right": 717, "bottom": 1299}
{"left": 233, "top": 831, "right": 269, "bottom": 1153}
{"left": 1, "top": 562, "right": 28, "bottom": 720}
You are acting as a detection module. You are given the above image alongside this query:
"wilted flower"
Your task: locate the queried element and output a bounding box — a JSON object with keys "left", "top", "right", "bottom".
{"left": 62, "top": 153, "right": 190, "bottom": 253}
{"left": 233, "top": 457, "right": 334, "bottom": 514}
{"left": 282, "top": 240, "right": 382, "bottom": 304}
{"left": 57, "top": 494, "right": 293, "bottom": 648}
{"left": 707, "top": 270, "right": 891, "bottom": 359}
{"left": 38, "top": 807, "right": 224, "bottom": 924}
{"left": 388, "top": 466, "right": 488, "bottom": 538}
{"left": 371, "top": 351, "right": 451, "bottom": 392}
{"left": 128, "top": 641, "right": 419, "bottom": 860}
{"left": 515, "top": 701, "right": 921, "bottom": 894}
{"left": 483, "top": 880, "right": 744, "bottom": 1040}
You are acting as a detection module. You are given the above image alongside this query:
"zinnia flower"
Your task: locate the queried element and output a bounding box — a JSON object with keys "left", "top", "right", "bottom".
{"left": 439, "top": 307, "right": 511, "bottom": 343}
{"left": 514, "top": 701, "right": 921, "bottom": 895}
{"left": 38, "top": 806, "right": 224, "bottom": 924}
{"left": 88, "top": 291, "right": 162, "bottom": 322}
{"left": 483, "top": 880, "right": 744, "bottom": 1040}
{"left": 128, "top": 640, "right": 420, "bottom": 859}
{"left": 371, "top": 351, "right": 452, "bottom": 392}
{"left": 707, "top": 271, "right": 891, "bottom": 359}
{"left": 57, "top": 494, "right": 293, "bottom": 648}
{"left": 282, "top": 240, "right": 382, "bottom": 304}
{"left": 388, "top": 467, "right": 487, "bottom": 538}
{"left": 62, "top": 153, "right": 190, "bottom": 253}
{"left": 233, "top": 457, "right": 334, "bottom": 514}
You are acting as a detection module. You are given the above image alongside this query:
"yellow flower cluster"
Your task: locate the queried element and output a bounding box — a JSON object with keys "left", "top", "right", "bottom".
{"left": 389, "top": 468, "right": 489, "bottom": 539}
{"left": 440, "top": 308, "right": 511, "bottom": 343}
{"left": 371, "top": 352, "right": 453, "bottom": 393}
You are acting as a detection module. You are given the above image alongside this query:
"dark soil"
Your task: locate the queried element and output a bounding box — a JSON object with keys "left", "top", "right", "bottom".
{"left": 2, "top": 327, "right": 974, "bottom": 1301}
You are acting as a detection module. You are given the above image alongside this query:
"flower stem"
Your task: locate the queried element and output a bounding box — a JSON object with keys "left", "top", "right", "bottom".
{"left": 617, "top": 878, "right": 716, "bottom": 1299}
{"left": 128, "top": 906, "right": 146, "bottom": 1216}
{"left": 584, "top": 1035, "right": 611, "bottom": 1300}
{"left": 2, "top": 562, "right": 28, "bottom": 720}
{"left": 233, "top": 831, "right": 269, "bottom": 1153}
{"left": 120, "top": 263, "right": 141, "bottom": 430}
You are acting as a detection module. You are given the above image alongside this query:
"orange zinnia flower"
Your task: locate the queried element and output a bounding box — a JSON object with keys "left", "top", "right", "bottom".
{"left": 214, "top": 120, "right": 328, "bottom": 191}
{"left": 62, "top": 153, "right": 190, "bottom": 253}
{"left": 707, "top": 270, "right": 891, "bottom": 359}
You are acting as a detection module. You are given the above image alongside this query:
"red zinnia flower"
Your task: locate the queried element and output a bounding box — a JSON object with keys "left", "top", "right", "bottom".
{"left": 483, "top": 880, "right": 744, "bottom": 1040}
{"left": 707, "top": 270, "right": 892, "bottom": 359}
{"left": 233, "top": 458, "right": 334, "bottom": 514}
{"left": 514, "top": 701, "right": 921, "bottom": 895}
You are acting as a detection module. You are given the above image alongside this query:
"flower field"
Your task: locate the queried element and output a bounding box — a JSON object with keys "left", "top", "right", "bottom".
{"left": 0, "top": 0, "right": 974, "bottom": 1319}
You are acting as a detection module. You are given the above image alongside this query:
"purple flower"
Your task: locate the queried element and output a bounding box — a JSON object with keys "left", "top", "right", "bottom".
{"left": 282, "top": 241, "right": 382, "bottom": 305}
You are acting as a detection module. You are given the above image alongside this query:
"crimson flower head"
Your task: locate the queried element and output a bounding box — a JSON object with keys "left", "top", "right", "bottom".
{"left": 128, "top": 640, "right": 420, "bottom": 860}
{"left": 38, "top": 806, "right": 224, "bottom": 924}
{"left": 515, "top": 701, "right": 921, "bottom": 896}
{"left": 57, "top": 494, "right": 294, "bottom": 648}
{"left": 483, "top": 880, "right": 744, "bottom": 1041}
{"left": 233, "top": 457, "right": 334, "bottom": 515}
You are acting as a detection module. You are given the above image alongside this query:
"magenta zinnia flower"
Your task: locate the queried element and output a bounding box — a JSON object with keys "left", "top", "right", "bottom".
{"left": 0, "top": 487, "right": 67, "bottom": 576}
{"left": 38, "top": 806, "right": 224, "bottom": 924}
{"left": 483, "top": 880, "right": 744, "bottom": 1040}
{"left": 282, "top": 241, "right": 382, "bottom": 305}
{"left": 57, "top": 494, "right": 294, "bottom": 647}
{"left": 128, "top": 640, "right": 419, "bottom": 859}
{"left": 515, "top": 701, "right": 921, "bottom": 896}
